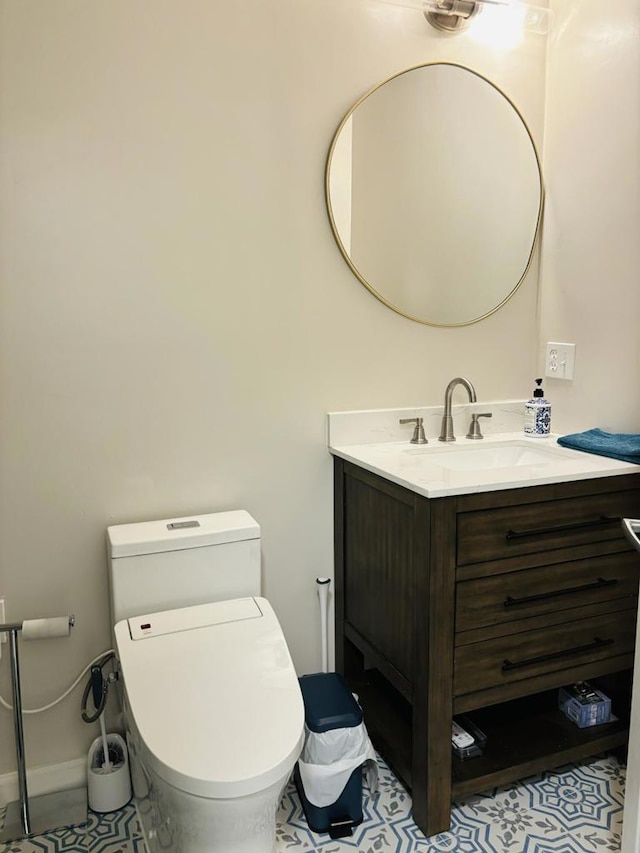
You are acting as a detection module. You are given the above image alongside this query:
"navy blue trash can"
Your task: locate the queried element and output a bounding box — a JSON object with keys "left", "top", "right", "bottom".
{"left": 294, "top": 672, "right": 364, "bottom": 838}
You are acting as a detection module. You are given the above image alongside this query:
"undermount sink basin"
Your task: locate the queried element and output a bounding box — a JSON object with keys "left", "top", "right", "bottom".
{"left": 402, "top": 440, "right": 574, "bottom": 472}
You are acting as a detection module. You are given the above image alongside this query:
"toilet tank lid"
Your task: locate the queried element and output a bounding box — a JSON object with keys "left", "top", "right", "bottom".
{"left": 107, "top": 510, "right": 260, "bottom": 558}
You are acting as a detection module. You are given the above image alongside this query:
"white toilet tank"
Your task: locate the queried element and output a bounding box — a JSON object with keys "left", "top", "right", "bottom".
{"left": 107, "top": 510, "right": 261, "bottom": 623}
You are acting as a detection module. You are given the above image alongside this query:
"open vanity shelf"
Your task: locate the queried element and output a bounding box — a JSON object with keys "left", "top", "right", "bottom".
{"left": 334, "top": 459, "right": 640, "bottom": 837}
{"left": 352, "top": 660, "right": 630, "bottom": 800}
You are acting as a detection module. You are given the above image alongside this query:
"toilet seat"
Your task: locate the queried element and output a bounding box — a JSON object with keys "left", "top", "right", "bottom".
{"left": 115, "top": 597, "right": 305, "bottom": 799}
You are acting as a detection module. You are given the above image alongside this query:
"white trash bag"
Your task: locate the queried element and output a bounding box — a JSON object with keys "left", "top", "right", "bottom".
{"left": 297, "top": 720, "right": 378, "bottom": 808}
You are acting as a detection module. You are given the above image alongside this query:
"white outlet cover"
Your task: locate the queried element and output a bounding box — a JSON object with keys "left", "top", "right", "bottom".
{"left": 545, "top": 342, "right": 576, "bottom": 380}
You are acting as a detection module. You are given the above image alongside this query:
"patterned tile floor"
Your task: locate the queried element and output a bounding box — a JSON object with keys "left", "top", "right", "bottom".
{"left": 0, "top": 804, "right": 145, "bottom": 853}
{"left": 0, "top": 753, "right": 625, "bottom": 853}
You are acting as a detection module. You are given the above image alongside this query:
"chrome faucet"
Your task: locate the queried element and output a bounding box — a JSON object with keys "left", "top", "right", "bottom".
{"left": 438, "top": 377, "right": 477, "bottom": 442}
{"left": 466, "top": 411, "right": 493, "bottom": 440}
{"left": 399, "top": 417, "right": 428, "bottom": 444}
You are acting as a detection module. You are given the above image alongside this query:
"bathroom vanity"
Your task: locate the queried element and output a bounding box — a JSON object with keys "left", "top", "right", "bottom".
{"left": 331, "top": 419, "right": 640, "bottom": 837}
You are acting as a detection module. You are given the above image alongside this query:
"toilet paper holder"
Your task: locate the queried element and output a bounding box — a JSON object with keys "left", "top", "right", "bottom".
{"left": 0, "top": 615, "right": 88, "bottom": 844}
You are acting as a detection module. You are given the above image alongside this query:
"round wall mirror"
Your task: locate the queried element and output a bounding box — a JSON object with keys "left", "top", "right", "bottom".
{"left": 325, "top": 62, "right": 544, "bottom": 327}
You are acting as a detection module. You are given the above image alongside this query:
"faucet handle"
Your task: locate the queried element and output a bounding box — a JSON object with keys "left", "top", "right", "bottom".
{"left": 399, "top": 417, "right": 428, "bottom": 445}
{"left": 466, "top": 412, "right": 493, "bottom": 440}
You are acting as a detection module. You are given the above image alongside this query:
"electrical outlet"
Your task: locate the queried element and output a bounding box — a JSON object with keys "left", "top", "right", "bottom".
{"left": 545, "top": 342, "right": 576, "bottom": 380}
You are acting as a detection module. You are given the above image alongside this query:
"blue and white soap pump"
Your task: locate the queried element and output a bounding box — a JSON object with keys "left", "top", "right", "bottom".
{"left": 524, "top": 378, "right": 551, "bottom": 436}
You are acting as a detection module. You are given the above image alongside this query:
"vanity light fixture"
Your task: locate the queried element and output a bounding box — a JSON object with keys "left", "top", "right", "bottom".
{"left": 370, "top": 0, "right": 550, "bottom": 34}
{"left": 428, "top": 0, "right": 502, "bottom": 32}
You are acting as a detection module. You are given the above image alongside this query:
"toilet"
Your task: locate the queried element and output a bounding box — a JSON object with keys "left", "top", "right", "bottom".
{"left": 107, "top": 510, "right": 305, "bottom": 853}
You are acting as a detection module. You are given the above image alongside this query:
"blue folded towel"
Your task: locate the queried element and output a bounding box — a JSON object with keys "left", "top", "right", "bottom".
{"left": 557, "top": 428, "right": 640, "bottom": 465}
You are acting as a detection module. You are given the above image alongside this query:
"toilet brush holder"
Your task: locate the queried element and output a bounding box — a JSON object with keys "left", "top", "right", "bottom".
{"left": 87, "top": 733, "right": 131, "bottom": 813}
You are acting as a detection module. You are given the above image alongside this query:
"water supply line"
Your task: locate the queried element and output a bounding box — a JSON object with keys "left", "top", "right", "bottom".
{"left": 316, "top": 577, "right": 331, "bottom": 674}
{"left": 0, "top": 648, "right": 115, "bottom": 714}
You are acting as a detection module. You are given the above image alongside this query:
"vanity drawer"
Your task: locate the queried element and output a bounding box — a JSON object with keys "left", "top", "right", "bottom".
{"left": 454, "top": 610, "right": 637, "bottom": 698}
{"left": 456, "top": 553, "right": 640, "bottom": 634}
{"left": 457, "top": 491, "right": 639, "bottom": 567}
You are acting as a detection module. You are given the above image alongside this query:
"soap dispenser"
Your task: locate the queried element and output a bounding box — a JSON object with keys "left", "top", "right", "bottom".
{"left": 524, "top": 378, "right": 551, "bottom": 436}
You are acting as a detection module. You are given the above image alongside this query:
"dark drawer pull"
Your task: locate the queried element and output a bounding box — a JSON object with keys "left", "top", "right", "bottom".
{"left": 501, "top": 636, "right": 614, "bottom": 672}
{"left": 506, "top": 515, "right": 621, "bottom": 541}
{"left": 504, "top": 576, "right": 618, "bottom": 608}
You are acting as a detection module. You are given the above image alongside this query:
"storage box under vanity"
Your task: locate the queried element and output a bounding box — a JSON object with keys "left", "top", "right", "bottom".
{"left": 558, "top": 682, "right": 612, "bottom": 728}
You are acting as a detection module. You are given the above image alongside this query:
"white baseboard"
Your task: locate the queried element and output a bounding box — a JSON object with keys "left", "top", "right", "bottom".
{"left": 0, "top": 758, "right": 86, "bottom": 808}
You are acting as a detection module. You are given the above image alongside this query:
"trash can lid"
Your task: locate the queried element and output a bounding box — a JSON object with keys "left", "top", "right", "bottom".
{"left": 298, "top": 673, "right": 363, "bottom": 732}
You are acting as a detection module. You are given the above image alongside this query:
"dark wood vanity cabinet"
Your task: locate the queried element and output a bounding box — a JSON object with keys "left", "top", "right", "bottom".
{"left": 333, "top": 458, "right": 640, "bottom": 837}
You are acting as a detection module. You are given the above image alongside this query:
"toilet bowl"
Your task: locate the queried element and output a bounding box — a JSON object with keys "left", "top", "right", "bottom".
{"left": 107, "top": 513, "right": 305, "bottom": 853}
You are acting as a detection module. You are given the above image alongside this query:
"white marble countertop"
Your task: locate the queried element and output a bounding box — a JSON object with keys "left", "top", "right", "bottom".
{"left": 327, "top": 403, "right": 640, "bottom": 498}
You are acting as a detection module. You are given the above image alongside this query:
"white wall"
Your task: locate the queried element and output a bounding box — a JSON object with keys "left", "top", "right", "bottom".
{"left": 540, "top": 0, "right": 640, "bottom": 433}
{"left": 0, "top": 0, "right": 547, "bottom": 774}
{"left": 540, "top": 3, "right": 640, "bottom": 850}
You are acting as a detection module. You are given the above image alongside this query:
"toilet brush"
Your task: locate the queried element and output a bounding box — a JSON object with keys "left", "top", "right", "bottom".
{"left": 84, "top": 663, "right": 131, "bottom": 811}
{"left": 98, "top": 715, "right": 112, "bottom": 771}
{"left": 90, "top": 666, "right": 113, "bottom": 771}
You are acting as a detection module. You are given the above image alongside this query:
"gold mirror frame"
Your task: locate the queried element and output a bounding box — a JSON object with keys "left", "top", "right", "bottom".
{"left": 325, "top": 62, "right": 545, "bottom": 328}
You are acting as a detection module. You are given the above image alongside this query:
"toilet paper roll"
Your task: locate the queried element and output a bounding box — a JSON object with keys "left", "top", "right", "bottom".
{"left": 21, "top": 617, "right": 72, "bottom": 640}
